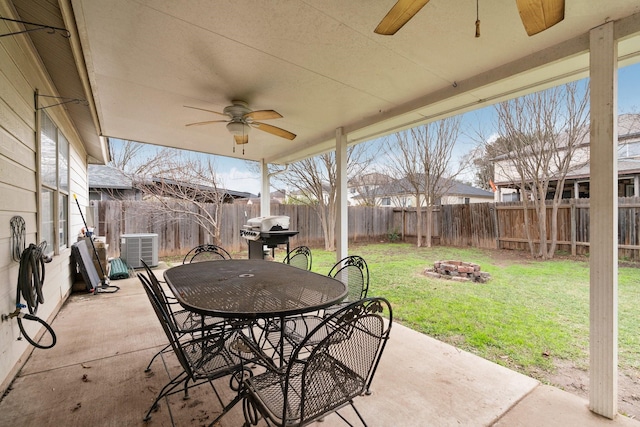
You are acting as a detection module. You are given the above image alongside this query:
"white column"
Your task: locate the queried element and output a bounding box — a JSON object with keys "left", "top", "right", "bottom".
{"left": 589, "top": 21, "right": 618, "bottom": 419}
{"left": 635, "top": 176, "right": 639, "bottom": 197}
{"left": 574, "top": 181, "right": 580, "bottom": 199}
{"left": 260, "top": 159, "right": 270, "bottom": 218}
{"left": 336, "top": 127, "right": 348, "bottom": 261}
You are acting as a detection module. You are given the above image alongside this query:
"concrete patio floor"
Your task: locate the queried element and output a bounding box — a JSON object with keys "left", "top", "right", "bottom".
{"left": 1, "top": 268, "right": 639, "bottom": 427}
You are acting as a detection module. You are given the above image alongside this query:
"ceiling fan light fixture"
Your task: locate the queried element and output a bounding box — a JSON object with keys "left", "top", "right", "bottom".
{"left": 226, "top": 121, "right": 250, "bottom": 136}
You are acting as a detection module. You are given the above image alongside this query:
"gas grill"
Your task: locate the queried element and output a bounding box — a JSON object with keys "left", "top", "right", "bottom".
{"left": 240, "top": 216, "right": 299, "bottom": 259}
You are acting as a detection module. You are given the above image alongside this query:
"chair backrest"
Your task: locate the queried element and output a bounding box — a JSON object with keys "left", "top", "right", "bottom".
{"left": 285, "top": 297, "right": 392, "bottom": 425}
{"left": 140, "top": 258, "right": 174, "bottom": 315}
{"left": 283, "top": 245, "right": 312, "bottom": 271}
{"left": 183, "top": 244, "right": 232, "bottom": 264}
{"left": 137, "top": 272, "right": 195, "bottom": 377}
{"left": 328, "top": 255, "right": 369, "bottom": 302}
{"left": 138, "top": 272, "right": 233, "bottom": 381}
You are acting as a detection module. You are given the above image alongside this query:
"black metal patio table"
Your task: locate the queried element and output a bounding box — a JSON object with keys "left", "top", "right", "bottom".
{"left": 164, "top": 259, "right": 347, "bottom": 368}
{"left": 163, "top": 259, "right": 347, "bottom": 320}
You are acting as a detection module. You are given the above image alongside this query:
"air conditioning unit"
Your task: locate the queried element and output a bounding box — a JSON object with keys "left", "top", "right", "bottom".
{"left": 120, "top": 233, "right": 158, "bottom": 268}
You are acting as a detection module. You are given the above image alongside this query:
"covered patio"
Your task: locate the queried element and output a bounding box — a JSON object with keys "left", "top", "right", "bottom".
{"left": 0, "top": 268, "right": 638, "bottom": 427}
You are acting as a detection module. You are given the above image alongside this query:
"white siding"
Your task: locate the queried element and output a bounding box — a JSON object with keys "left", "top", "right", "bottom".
{"left": 0, "top": 7, "right": 91, "bottom": 393}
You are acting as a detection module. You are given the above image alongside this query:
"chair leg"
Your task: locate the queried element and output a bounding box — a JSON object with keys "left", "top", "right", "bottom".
{"left": 183, "top": 377, "right": 191, "bottom": 400}
{"left": 144, "top": 371, "right": 187, "bottom": 421}
{"left": 350, "top": 401, "right": 368, "bottom": 426}
{"left": 145, "top": 343, "right": 170, "bottom": 372}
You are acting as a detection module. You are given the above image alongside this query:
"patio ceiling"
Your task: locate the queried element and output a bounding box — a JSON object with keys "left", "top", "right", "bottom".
{"left": 63, "top": 0, "right": 640, "bottom": 165}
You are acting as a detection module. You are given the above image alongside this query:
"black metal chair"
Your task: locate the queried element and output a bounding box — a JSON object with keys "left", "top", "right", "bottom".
{"left": 328, "top": 255, "right": 369, "bottom": 304}
{"left": 140, "top": 259, "right": 226, "bottom": 372}
{"left": 138, "top": 272, "right": 250, "bottom": 423}
{"left": 283, "top": 245, "right": 312, "bottom": 271}
{"left": 183, "top": 244, "right": 232, "bottom": 264}
{"left": 283, "top": 255, "right": 371, "bottom": 345}
{"left": 242, "top": 297, "right": 393, "bottom": 427}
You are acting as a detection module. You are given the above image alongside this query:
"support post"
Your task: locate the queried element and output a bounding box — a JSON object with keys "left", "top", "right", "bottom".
{"left": 261, "top": 159, "right": 270, "bottom": 218}
{"left": 336, "top": 127, "right": 348, "bottom": 261}
{"left": 589, "top": 21, "right": 618, "bottom": 419}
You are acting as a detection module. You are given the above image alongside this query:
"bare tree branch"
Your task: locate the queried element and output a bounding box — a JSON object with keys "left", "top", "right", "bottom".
{"left": 492, "top": 82, "right": 590, "bottom": 259}
{"left": 272, "top": 144, "right": 373, "bottom": 251}
{"left": 383, "top": 117, "right": 466, "bottom": 247}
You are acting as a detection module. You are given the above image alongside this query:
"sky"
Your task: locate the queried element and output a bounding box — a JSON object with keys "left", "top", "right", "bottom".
{"left": 111, "top": 62, "right": 640, "bottom": 195}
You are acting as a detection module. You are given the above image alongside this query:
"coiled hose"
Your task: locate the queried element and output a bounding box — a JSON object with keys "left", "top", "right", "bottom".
{"left": 14, "top": 242, "right": 57, "bottom": 349}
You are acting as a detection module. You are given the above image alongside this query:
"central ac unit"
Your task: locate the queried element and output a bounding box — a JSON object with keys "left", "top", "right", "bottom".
{"left": 120, "top": 233, "right": 158, "bottom": 268}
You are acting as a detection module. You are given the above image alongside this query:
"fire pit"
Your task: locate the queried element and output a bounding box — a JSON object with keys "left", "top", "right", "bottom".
{"left": 424, "top": 260, "right": 490, "bottom": 283}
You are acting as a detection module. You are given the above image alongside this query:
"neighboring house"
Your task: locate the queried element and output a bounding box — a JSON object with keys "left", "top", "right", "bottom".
{"left": 493, "top": 114, "right": 640, "bottom": 201}
{"left": 88, "top": 164, "right": 142, "bottom": 201}
{"left": 89, "top": 166, "right": 255, "bottom": 203}
{"left": 238, "top": 190, "right": 287, "bottom": 206}
{"left": 348, "top": 172, "right": 391, "bottom": 206}
{"left": 279, "top": 173, "right": 393, "bottom": 207}
{"left": 269, "top": 189, "right": 287, "bottom": 204}
{"left": 141, "top": 177, "right": 255, "bottom": 204}
{"left": 371, "top": 176, "right": 494, "bottom": 207}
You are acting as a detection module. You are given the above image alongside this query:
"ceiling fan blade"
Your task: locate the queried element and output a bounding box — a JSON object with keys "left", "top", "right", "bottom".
{"left": 244, "top": 110, "right": 283, "bottom": 121}
{"left": 253, "top": 122, "right": 296, "bottom": 140}
{"left": 183, "top": 105, "right": 228, "bottom": 116}
{"left": 185, "top": 120, "right": 228, "bottom": 127}
{"left": 234, "top": 134, "right": 249, "bottom": 145}
{"left": 374, "top": 0, "right": 431, "bottom": 35}
{"left": 516, "top": 0, "right": 564, "bottom": 36}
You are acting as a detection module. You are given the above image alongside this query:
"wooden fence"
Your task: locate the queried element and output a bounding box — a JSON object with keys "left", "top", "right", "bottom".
{"left": 92, "top": 197, "right": 640, "bottom": 260}
{"left": 92, "top": 201, "right": 395, "bottom": 258}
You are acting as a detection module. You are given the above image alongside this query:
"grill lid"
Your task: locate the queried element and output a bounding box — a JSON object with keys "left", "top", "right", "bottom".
{"left": 245, "top": 216, "right": 290, "bottom": 231}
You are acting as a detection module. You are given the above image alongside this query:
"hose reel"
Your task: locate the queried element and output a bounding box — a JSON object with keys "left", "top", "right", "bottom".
{"left": 3, "top": 217, "right": 57, "bottom": 349}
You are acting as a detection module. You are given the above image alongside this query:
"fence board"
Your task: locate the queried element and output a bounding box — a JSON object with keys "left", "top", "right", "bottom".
{"left": 93, "top": 197, "right": 640, "bottom": 261}
{"left": 93, "top": 201, "right": 395, "bottom": 258}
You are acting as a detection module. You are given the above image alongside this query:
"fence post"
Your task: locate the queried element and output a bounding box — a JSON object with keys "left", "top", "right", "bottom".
{"left": 571, "top": 199, "right": 577, "bottom": 256}
{"left": 491, "top": 203, "right": 499, "bottom": 249}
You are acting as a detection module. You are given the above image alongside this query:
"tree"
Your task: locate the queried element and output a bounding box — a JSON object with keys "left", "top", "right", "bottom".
{"left": 383, "top": 117, "right": 465, "bottom": 247}
{"left": 110, "top": 141, "right": 227, "bottom": 244}
{"left": 272, "top": 144, "right": 374, "bottom": 251}
{"left": 109, "top": 139, "right": 172, "bottom": 177}
{"left": 469, "top": 144, "right": 496, "bottom": 191}
{"left": 492, "top": 82, "right": 590, "bottom": 259}
{"left": 349, "top": 172, "right": 392, "bottom": 206}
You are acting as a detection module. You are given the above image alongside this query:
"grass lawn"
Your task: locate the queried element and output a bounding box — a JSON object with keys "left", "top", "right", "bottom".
{"left": 275, "top": 243, "right": 640, "bottom": 382}
{"left": 164, "top": 242, "right": 639, "bottom": 386}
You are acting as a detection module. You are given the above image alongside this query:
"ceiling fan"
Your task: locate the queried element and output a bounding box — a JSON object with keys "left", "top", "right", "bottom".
{"left": 374, "top": 0, "right": 565, "bottom": 37}
{"left": 184, "top": 101, "right": 296, "bottom": 145}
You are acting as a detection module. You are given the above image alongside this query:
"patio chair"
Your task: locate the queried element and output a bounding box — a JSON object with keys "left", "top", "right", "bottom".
{"left": 328, "top": 255, "right": 369, "bottom": 305}
{"left": 183, "top": 244, "right": 232, "bottom": 263}
{"left": 139, "top": 259, "right": 226, "bottom": 372}
{"left": 138, "top": 272, "right": 249, "bottom": 423}
{"left": 283, "top": 245, "right": 312, "bottom": 271}
{"left": 242, "top": 297, "right": 393, "bottom": 427}
{"left": 283, "top": 255, "right": 370, "bottom": 345}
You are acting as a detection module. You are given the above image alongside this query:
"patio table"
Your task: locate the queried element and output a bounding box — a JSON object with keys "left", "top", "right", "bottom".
{"left": 163, "top": 259, "right": 347, "bottom": 368}
{"left": 163, "top": 259, "right": 347, "bottom": 319}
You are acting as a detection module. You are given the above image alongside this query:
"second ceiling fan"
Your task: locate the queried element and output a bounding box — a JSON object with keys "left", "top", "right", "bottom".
{"left": 185, "top": 101, "right": 296, "bottom": 145}
{"left": 374, "top": 0, "right": 565, "bottom": 37}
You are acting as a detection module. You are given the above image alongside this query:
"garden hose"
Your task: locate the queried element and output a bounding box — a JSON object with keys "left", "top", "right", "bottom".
{"left": 11, "top": 242, "right": 57, "bottom": 349}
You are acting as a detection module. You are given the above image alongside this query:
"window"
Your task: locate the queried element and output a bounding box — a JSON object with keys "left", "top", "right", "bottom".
{"left": 381, "top": 197, "right": 391, "bottom": 206}
{"left": 40, "top": 112, "right": 70, "bottom": 255}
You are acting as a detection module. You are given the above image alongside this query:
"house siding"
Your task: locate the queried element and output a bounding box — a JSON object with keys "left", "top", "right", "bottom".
{"left": 0, "top": 6, "right": 91, "bottom": 394}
